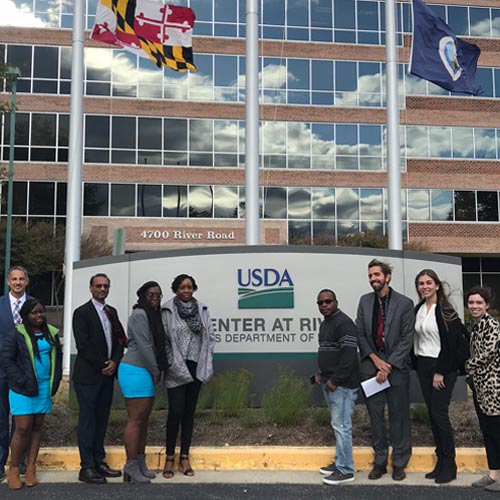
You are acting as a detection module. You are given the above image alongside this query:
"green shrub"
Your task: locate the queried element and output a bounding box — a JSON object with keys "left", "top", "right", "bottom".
{"left": 411, "top": 403, "right": 430, "bottom": 427}
{"left": 211, "top": 369, "right": 254, "bottom": 417}
{"left": 261, "top": 368, "right": 312, "bottom": 427}
{"left": 240, "top": 408, "right": 264, "bottom": 429}
{"left": 196, "top": 379, "right": 215, "bottom": 413}
{"left": 312, "top": 406, "right": 331, "bottom": 427}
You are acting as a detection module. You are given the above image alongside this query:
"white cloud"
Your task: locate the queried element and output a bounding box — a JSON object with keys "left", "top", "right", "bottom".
{"left": 0, "top": 0, "right": 46, "bottom": 27}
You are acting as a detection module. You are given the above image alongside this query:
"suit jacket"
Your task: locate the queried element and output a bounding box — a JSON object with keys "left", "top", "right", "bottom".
{"left": 72, "top": 300, "right": 124, "bottom": 385}
{"left": 0, "top": 293, "right": 32, "bottom": 378}
{"left": 356, "top": 288, "right": 415, "bottom": 380}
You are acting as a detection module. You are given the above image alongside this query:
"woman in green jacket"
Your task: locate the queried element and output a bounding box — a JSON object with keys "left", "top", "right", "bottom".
{"left": 0, "top": 299, "right": 62, "bottom": 490}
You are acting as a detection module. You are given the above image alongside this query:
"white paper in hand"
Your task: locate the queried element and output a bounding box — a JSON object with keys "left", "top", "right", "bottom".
{"left": 360, "top": 376, "right": 391, "bottom": 398}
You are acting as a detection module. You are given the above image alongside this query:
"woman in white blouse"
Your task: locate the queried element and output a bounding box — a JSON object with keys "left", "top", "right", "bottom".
{"left": 413, "top": 269, "right": 467, "bottom": 484}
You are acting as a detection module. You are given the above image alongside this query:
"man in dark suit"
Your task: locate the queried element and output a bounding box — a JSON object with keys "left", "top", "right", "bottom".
{"left": 72, "top": 273, "right": 125, "bottom": 484}
{"left": 356, "top": 259, "right": 415, "bottom": 482}
{"left": 0, "top": 266, "right": 30, "bottom": 482}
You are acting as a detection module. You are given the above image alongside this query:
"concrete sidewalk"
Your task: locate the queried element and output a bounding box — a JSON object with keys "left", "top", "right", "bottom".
{"left": 36, "top": 446, "right": 488, "bottom": 472}
{"left": 16, "top": 470, "right": 484, "bottom": 487}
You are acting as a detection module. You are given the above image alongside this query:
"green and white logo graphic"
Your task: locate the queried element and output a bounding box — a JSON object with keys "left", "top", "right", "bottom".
{"left": 237, "top": 268, "right": 294, "bottom": 309}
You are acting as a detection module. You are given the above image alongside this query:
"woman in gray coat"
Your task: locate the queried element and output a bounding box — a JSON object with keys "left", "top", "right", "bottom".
{"left": 161, "top": 274, "right": 215, "bottom": 478}
{"left": 118, "top": 281, "right": 169, "bottom": 483}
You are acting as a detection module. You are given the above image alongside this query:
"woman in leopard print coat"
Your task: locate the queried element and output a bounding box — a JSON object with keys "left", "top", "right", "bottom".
{"left": 465, "top": 286, "right": 500, "bottom": 490}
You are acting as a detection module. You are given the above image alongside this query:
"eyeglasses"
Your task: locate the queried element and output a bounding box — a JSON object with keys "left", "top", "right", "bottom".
{"left": 317, "top": 299, "right": 334, "bottom": 306}
{"left": 93, "top": 284, "right": 110, "bottom": 289}
{"left": 147, "top": 293, "right": 163, "bottom": 298}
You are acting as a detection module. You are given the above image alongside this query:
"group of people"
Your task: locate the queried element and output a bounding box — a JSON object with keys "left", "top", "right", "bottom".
{"left": 0, "top": 268, "right": 215, "bottom": 488}
{"left": 314, "top": 259, "right": 500, "bottom": 492}
{"left": 0, "top": 260, "right": 499, "bottom": 490}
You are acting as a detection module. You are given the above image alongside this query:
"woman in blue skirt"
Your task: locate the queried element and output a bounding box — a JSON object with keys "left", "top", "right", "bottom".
{"left": 0, "top": 299, "right": 62, "bottom": 490}
{"left": 118, "top": 281, "right": 169, "bottom": 483}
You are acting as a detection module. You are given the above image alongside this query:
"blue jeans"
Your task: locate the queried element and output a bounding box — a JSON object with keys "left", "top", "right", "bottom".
{"left": 321, "top": 384, "right": 358, "bottom": 475}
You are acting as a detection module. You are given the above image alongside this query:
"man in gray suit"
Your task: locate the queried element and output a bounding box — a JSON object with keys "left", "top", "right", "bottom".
{"left": 356, "top": 259, "right": 415, "bottom": 481}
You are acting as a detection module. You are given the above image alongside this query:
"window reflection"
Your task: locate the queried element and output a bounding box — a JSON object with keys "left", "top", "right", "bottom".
{"left": 360, "top": 189, "right": 383, "bottom": 221}
{"left": 454, "top": 191, "right": 476, "bottom": 222}
{"left": 84, "top": 183, "right": 109, "bottom": 216}
{"left": 477, "top": 192, "right": 499, "bottom": 222}
{"left": 337, "top": 188, "right": 359, "bottom": 219}
{"left": 408, "top": 190, "right": 430, "bottom": 221}
{"left": 289, "top": 221, "right": 311, "bottom": 245}
{"left": 288, "top": 188, "right": 311, "bottom": 219}
{"left": 431, "top": 190, "right": 453, "bottom": 221}
{"left": 312, "top": 188, "right": 335, "bottom": 219}
{"left": 137, "top": 184, "right": 162, "bottom": 217}
{"left": 214, "top": 186, "right": 238, "bottom": 218}
{"left": 452, "top": 128, "right": 474, "bottom": 158}
{"left": 29, "top": 182, "right": 54, "bottom": 216}
{"left": 163, "top": 185, "right": 187, "bottom": 217}
{"left": 189, "top": 185, "right": 213, "bottom": 217}
{"left": 111, "top": 184, "right": 135, "bottom": 217}
{"left": 263, "top": 187, "right": 286, "bottom": 219}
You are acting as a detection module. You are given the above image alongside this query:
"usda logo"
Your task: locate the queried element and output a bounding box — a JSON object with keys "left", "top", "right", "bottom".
{"left": 237, "top": 268, "right": 294, "bottom": 309}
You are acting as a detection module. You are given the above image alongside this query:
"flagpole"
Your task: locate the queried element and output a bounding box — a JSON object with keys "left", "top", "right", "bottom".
{"left": 385, "top": 0, "right": 403, "bottom": 251}
{"left": 62, "top": 1, "right": 85, "bottom": 376}
{"left": 245, "top": 0, "right": 260, "bottom": 245}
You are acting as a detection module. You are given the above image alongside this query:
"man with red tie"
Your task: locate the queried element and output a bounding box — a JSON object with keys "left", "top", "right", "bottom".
{"left": 356, "top": 259, "right": 415, "bottom": 482}
{"left": 72, "top": 273, "right": 126, "bottom": 484}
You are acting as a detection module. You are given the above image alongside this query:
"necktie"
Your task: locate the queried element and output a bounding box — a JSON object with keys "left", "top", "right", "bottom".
{"left": 376, "top": 299, "right": 384, "bottom": 349}
{"left": 13, "top": 299, "right": 22, "bottom": 325}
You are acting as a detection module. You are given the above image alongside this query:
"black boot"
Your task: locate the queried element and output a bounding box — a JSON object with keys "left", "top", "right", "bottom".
{"left": 425, "top": 455, "right": 441, "bottom": 479}
{"left": 435, "top": 460, "right": 457, "bottom": 484}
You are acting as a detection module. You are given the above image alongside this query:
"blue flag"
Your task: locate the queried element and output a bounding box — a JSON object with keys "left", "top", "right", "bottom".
{"left": 409, "top": 0, "right": 481, "bottom": 95}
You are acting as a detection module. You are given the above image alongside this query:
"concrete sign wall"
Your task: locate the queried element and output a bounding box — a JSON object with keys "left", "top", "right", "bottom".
{"left": 72, "top": 246, "right": 464, "bottom": 401}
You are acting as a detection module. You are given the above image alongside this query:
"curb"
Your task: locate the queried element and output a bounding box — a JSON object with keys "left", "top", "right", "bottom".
{"left": 36, "top": 446, "right": 487, "bottom": 472}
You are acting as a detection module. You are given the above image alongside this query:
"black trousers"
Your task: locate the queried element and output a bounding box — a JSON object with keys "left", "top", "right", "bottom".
{"left": 364, "top": 368, "right": 412, "bottom": 468}
{"left": 165, "top": 361, "right": 202, "bottom": 456}
{"left": 417, "top": 357, "right": 457, "bottom": 463}
{"left": 74, "top": 376, "right": 114, "bottom": 470}
{"left": 473, "top": 392, "right": 500, "bottom": 470}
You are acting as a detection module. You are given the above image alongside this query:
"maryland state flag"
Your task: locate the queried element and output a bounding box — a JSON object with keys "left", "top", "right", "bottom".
{"left": 91, "top": 0, "right": 197, "bottom": 71}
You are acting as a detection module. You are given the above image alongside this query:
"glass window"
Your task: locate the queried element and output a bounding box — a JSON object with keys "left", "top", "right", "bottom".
{"left": 112, "top": 117, "right": 136, "bottom": 149}
{"left": 454, "top": 191, "right": 476, "bottom": 221}
{"left": 214, "top": 186, "right": 238, "bottom": 218}
{"left": 358, "top": 0, "right": 379, "bottom": 30}
{"left": 33, "top": 46, "right": 58, "bottom": 79}
{"left": 476, "top": 68, "right": 493, "bottom": 98}
{"left": 163, "top": 185, "right": 187, "bottom": 217}
{"left": 262, "top": 122, "right": 286, "bottom": 154}
{"left": 263, "top": 0, "right": 285, "bottom": 26}
{"left": 431, "top": 190, "right": 453, "bottom": 221}
{"left": 311, "top": 0, "right": 332, "bottom": 28}
{"left": 85, "top": 116, "right": 109, "bottom": 148}
{"left": 215, "top": 0, "right": 237, "bottom": 22}
{"left": 429, "top": 126, "right": 451, "bottom": 158}
{"left": 29, "top": 182, "right": 55, "bottom": 215}
{"left": 482, "top": 258, "right": 500, "bottom": 272}
{"left": 408, "top": 189, "right": 430, "bottom": 221}
{"left": 191, "top": 0, "right": 212, "bottom": 21}
{"left": 287, "top": 0, "right": 308, "bottom": 27}
{"left": 334, "top": 0, "right": 355, "bottom": 29}
{"left": 138, "top": 118, "right": 162, "bottom": 150}
{"left": 215, "top": 55, "right": 237, "bottom": 87}
{"left": 493, "top": 9, "right": 500, "bottom": 38}
{"left": 189, "top": 120, "right": 213, "bottom": 152}
{"left": 359, "top": 125, "right": 382, "bottom": 156}
{"left": 335, "top": 61, "right": 356, "bottom": 91}
{"left": 288, "top": 187, "right": 311, "bottom": 219}
{"left": 313, "top": 221, "right": 335, "bottom": 245}
{"left": 360, "top": 189, "right": 383, "bottom": 220}
{"left": 12, "top": 182, "right": 28, "bottom": 215}
{"left": 447, "top": 6, "right": 468, "bottom": 36}
{"left": 86, "top": 47, "right": 112, "bottom": 83}
{"left": 164, "top": 118, "right": 187, "bottom": 151}
{"left": 288, "top": 59, "right": 309, "bottom": 90}
{"left": 405, "top": 126, "right": 428, "bottom": 157}
{"left": 214, "top": 120, "right": 238, "bottom": 153}
{"left": 336, "top": 188, "right": 359, "bottom": 219}
{"left": 475, "top": 128, "right": 496, "bottom": 159}
{"left": 7, "top": 45, "right": 32, "bottom": 93}
{"left": 111, "top": 184, "right": 135, "bottom": 217}
{"left": 312, "top": 188, "right": 335, "bottom": 219}
{"left": 56, "top": 182, "right": 67, "bottom": 216}
{"left": 263, "top": 187, "right": 286, "bottom": 219}
{"left": 288, "top": 221, "right": 311, "bottom": 245}
{"left": 189, "top": 185, "right": 213, "bottom": 217}
{"left": 452, "top": 128, "right": 474, "bottom": 158}
{"left": 84, "top": 183, "right": 109, "bottom": 216}
{"left": 58, "top": 115, "right": 70, "bottom": 147}
{"left": 137, "top": 184, "right": 162, "bottom": 217}
{"left": 312, "top": 60, "right": 333, "bottom": 91}
{"left": 462, "top": 257, "right": 480, "bottom": 273}
{"left": 311, "top": 124, "right": 334, "bottom": 156}
{"left": 31, "top": 114, "right": 56, "bottom": 146}
{"left": 477, "top": 191, "right": 499, "bottom": 222}
{"left": 336, "top": 124, "right": 358, "bottom": 170}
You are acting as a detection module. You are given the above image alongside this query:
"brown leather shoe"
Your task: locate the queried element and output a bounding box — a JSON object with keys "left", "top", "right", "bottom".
{"left": 7, "top": 466, "right": 22, "bottom": 490}
{"left": 368, "top": 464, "right": 387, "bottom": 480}
{"left": 25, "top": 465, "right": 38, "bottom": 487}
